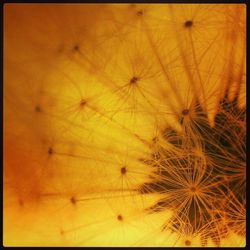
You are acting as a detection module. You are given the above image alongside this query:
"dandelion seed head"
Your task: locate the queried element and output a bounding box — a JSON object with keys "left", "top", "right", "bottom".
{"left": 4, "top": 3, "right": 245, "bottom": 247}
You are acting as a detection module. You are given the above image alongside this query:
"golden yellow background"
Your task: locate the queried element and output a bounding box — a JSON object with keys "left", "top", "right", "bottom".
{"left": 4, "top": 4, "right": 246, "bottom": 247}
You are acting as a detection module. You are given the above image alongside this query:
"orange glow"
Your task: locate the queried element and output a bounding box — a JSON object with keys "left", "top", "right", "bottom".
{"left": 4, "top": 4, "right": 246, "bottom": 247}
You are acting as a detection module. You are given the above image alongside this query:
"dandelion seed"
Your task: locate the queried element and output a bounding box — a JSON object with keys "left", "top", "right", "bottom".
{"left": 184, "top": 20, "right": 193, "bottom": 28}
{"left": 120, "top": 166, "right": 127, "bottom": 175}
{"left": 129, "top": 76, "right": 139, "bottom": 85}
{"left": 137, "top": 10, "right": 143, "bottom": 16}
{"left": 182, "top": 109, "right": 189, "bottom": 116}
{"left": 73, "top": 45, "right": 80, "bottom": 52}
{"left": 70, "top": 196, "right": 77, "bottom": 205}
{"left": 80, "top": 99, "right": 87, "bottom": 108}
{"left": 117, "top": 214, "right": 123, "bottom": 221}
{"left": 48, "top": 147, "right": 54, "bottom": 156}
{"left": 185, "top": 239, "right": 191, "bottom": 246}
{"left": 34, "top": 105, "right": 42, "bottom": 113}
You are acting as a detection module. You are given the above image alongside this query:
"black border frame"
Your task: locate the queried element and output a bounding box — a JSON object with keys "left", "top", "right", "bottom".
{"left": 1, "top": 0, "right": 248, "bottom": 249}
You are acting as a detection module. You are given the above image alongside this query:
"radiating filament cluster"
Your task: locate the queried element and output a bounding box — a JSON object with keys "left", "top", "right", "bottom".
{"left": 4, "top": 4, "right": 246, "bottom": 247}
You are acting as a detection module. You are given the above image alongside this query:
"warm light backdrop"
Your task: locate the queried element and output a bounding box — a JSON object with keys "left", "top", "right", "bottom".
{"left": 4, "top": 4, "right": 246, "bottom": 247}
